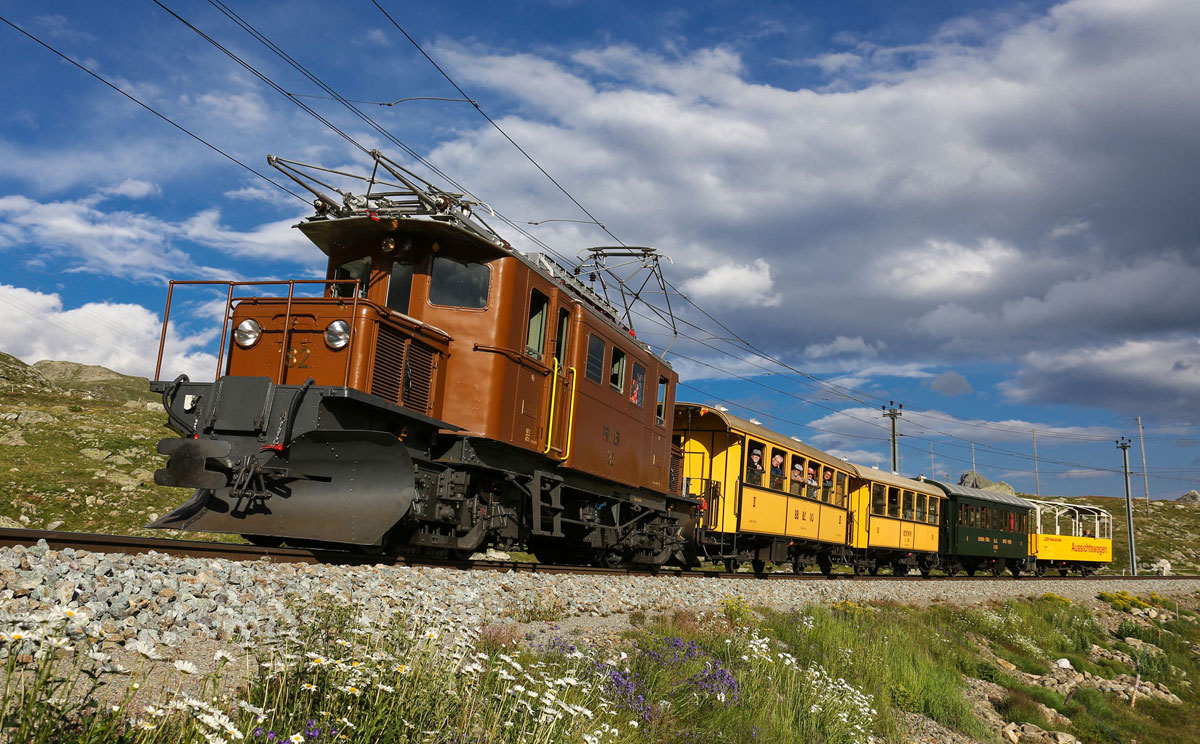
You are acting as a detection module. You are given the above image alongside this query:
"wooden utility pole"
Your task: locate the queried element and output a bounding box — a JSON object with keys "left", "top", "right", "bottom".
{"left": 1137, "top": 416, "right": 1151, "bottom": 515}
{"left": 1117, "top": 437, "right": 1137, "bottom": 576}
{"left": 1032, "top": 429, "right": 1041, "bottom": 497}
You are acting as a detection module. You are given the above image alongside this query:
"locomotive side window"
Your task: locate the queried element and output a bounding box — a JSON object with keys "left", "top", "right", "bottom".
{"left": 386, "top": 260, "right": 414, "bottom": 312}
{"left": 655, "top": 376, "right": 669, "bottom": 425}
{"left": 585, "top": 334, "right": 605, "bottom": 383}
{"left": 871, "top": 483, "right": 886, "bottom": 515}
{"left": 554, "top": 308, "right": 570, "bottom": 366}
{"left": 630, "top": 362, "right": 645, "bottom": 406}
{"left": 928, "top": 497, "right": 940, "bottom": 525}
{"left": 609, "top": 347, "right": 626, "bottom": 392}
{"left": 429, "top": 256, "right": 490, "bottom": 308}
{"left": 525, "top": 290, "right": 549, "bottom": 360}
{"left": 332, "top": 256, "right": 371, "bottom": 298}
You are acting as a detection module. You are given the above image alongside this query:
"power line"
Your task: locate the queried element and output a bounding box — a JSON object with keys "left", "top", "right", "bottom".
{"left": 0, "top": 12, "right": 307, "bottom": 205}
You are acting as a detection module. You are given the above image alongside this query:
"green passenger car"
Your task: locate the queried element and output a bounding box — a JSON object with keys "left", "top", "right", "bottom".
{"left": 924, "top": 479, "right": 1035, "bottom": 577}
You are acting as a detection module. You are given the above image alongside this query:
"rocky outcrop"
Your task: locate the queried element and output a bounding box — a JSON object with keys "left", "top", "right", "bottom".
{"left": 959, "top": 471, "right": 1017, "bottom": 495}
{"left": 0, "top": 352, "right": 61, "bottom": 395}
{"left": 1177, "top": 490, "right": 1200, "bottom": 505}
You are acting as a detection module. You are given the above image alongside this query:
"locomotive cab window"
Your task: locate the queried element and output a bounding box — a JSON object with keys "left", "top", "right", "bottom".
{"left": 386, "top": 259, "right": 414, "bottom": 313}
{"left": 554, "top": 308, "right": 571, "bottom": 366}
{"left": 332, "top": 256, "right": 371, "bottom": 298}
{"left": 526, "top": 290, "right": 549, "bottom": 360}
{"left": 429, "top": 255, "right": 490, "bottom": 309}
{"left": 630, "top": 362, "right": 645, "bottom": 406}
{"left": 585, "top": 334, "right": 605, "bottom": 383}
{"left": 609, "top": 347, "right": 626, "bottom": 392}
{"left": 655, "top": 376, "right": 669, "bottom": 425}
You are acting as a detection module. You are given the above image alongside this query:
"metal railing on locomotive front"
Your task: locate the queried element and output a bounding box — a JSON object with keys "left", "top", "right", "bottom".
{"left": 153, "top": 279, "right": 362, "bottom": 385}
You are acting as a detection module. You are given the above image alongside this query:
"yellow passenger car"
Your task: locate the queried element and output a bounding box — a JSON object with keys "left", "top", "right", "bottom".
{"left": 673, "top": 403, "right": 942, "bottom": 575}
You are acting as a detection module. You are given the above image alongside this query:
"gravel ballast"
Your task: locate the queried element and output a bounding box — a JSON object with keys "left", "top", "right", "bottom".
{"left": 3, "top": 540, "right": 1199, "bottom": 651}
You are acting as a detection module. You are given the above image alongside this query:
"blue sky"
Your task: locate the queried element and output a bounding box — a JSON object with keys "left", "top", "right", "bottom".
{"left": 1, "top": 0, "right": 1198, "bottom": 499}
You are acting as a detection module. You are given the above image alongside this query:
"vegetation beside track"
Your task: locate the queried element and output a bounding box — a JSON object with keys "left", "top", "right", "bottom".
{"left": 4, "top": 588, "right": 1200, "bottom": 742}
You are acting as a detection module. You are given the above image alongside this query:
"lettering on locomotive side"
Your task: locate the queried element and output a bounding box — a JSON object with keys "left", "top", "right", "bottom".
{"left": 1071, "top": 543, "right": 1108, "bottom": 554}
{"left": 601, "top": 426, "right": 621, "bottom": 446}
{"left": 285, "top": 347, "right": 310, "bottom": 368}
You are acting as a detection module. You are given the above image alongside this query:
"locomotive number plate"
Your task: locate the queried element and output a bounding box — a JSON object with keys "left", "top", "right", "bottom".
{"left": 285, "top": 347, "right": 310, "bottom": 368}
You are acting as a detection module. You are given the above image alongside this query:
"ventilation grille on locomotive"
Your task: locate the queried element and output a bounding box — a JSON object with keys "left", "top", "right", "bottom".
{"left": 371, "top": 325, "right": 435, "bottom": 413}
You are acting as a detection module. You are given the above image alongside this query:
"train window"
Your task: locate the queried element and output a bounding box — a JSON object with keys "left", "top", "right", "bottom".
{"left": 429, "top": 256, "right": 490, "bottom": 309}
{"left": 554, "top": 309, "right": 571, "bottom": 366}
{"left": 769, "top": 449, "right": 787, "bottom": 490}
{"left": 745, "top": 440, "right": 765, "bottom": 485}
{"left": 585, "top": 334, "right": 605, "bottom": 383}
{"left": 525, "top": 290, "right": 549, "bottom": 360}
{"left": 871, "top": 484, "right": 886, "bottom": 515}
{"left": 332, "top": 256, "right": 371, "bottom": 298}
{"left": 609, "top": 347, "right": 626, "bottom": 392}
{"left": 967, "top": 505, "right": 975, "bottom": 528}
{"left": 630, "top": 363, "right": 645, "bottom": 406}
{"left": 835, "top": 472, "right": 847, "bottom": 506}
{"left": 655, "top": 376, "right": 669, "bottom": 425}
{"left": 902, "top": 491, "right": 914, "bottom": 520}
{"left": 915, "top": 494, "right": 927, "bottom": 522}
{"left": 386, "top": 260, "right": 413, "bottom": 312}
{"left": 928, "top": 498, "right": 940, "bottom": 525}
{"left": 887, "top": 487, "right": 900, "bottom": 518}
{"left": 789, "top": 458, "right": 805, "bottom": 494}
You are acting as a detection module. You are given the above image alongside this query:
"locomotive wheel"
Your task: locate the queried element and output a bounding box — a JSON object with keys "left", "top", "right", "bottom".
{"left": 751, "top": 559, "right": 767, "bottom": 577}
{"left": 594, "top": 548, "right": 628, "bottom": 570}
{"left": 867, "top": 563, "right": 880, "bottom": 576}
{"left": 1009, "top": 565, "right": 1022, "bottom": 578}
{"left": 918, "top": 560, "right": 932, "bottom": 578}
{"left": 723, "top": 558, "right": 739, "bottom": 573}
{"left": 852, "top": 562, "right": 864, "bottom": 576}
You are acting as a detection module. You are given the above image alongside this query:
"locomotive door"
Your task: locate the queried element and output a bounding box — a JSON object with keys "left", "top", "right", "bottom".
{"left": 543, "top": 303, "right": 576, "bottom": 460}
{"left": 514, "top": 284, "right": 553, "bottom": 449}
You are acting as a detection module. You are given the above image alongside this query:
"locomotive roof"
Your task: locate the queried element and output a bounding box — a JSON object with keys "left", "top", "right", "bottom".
{"left": 923, "top": 479, "right": 1036, "bottom": 510}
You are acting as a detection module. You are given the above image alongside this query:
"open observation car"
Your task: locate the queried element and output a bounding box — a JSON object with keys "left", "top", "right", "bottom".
{"left": 148, "top": 151, "right": 695, "bottom": 566}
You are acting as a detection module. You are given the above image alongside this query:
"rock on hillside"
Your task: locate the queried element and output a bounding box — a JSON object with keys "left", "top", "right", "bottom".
{"left": 958, "top": 470, "right": 1017, "bottom": 495}
{"left": 32, "top": 359, "right": 153, "bottom": 402}
{"left": 0, "top": 352, "right": 61, "bottom": 395}
{"left": 1178, "top": 489, "right": 1200, "bottom": 505}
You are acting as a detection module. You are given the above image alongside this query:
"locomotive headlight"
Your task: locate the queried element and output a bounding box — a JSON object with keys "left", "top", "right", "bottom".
{"left": 324, "top": 319, "right": 351, "bottom": 349}
{"left": 234, "top": 318, "right": 261, "bottom": 348}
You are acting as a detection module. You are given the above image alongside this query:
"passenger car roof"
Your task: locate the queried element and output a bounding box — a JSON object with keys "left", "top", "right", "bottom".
{"left": 924, "top": 479, "right": 1036, "bottom": 509}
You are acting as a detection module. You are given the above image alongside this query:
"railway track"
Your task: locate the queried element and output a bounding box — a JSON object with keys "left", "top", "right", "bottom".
{"left": 0, "top": 528, "right": 1187, "bottom": 582}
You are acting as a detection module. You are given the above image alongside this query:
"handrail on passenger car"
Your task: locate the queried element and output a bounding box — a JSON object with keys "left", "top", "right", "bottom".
{"left": 542, "top": 358, "right": 561, "bottom": 455}
{"left": 559, "top": 366, "right": 579, "bottom": 462}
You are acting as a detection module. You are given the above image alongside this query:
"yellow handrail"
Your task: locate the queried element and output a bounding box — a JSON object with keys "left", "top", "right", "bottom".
{"left": 560, "top": 366, "right": 578, "bottom": 462}
{"left": 542, "top": 358, "right": 560, "bottom": 455}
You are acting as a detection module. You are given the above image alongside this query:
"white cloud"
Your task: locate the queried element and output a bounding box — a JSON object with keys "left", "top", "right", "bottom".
{"left": 179, "top": 209, "right": 317, "bottom": 264}
{"left": 680, "top": 258, "right": 780, "bottom": 308}
{"left": 195, "top": 92, "right": 270, "bottom": 130}
{"left": 100, "top": 179, "right": 160, "bottom": 200}
{"left": 0, "top": 284, "right": 215, "bottom": 381}
{"left": 872, "top": 238, "right": 1023, "bottom": 298}
{"left": 804, "top": 336, "right": 881, "bottom": 359}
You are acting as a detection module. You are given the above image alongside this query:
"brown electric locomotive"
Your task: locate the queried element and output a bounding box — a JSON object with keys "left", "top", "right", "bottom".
{"left": 149, "top": 152, "right": 695, "bottom": 566}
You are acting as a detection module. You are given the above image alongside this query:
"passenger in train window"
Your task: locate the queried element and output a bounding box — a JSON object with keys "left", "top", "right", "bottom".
{"left": 789, "top": 463, "right": 804, "bottom": 494}
{"left": 806, "top": 467, "right": 819, "bottom": 498}
{"left": 746, "top": 448, "right": 764, "bottom": 485}
{"left": 821, "top": 469, "right": 833, "bottom": 502}
{"left": 769, "top": 452, "right": 786, "bottom": 490}
{"left": 806, "top": 467, "right": 819, "bottom": 487}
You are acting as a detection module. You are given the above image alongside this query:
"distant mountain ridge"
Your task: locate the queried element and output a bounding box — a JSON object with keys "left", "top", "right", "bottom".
{"left": 0, "top": 352, "right": 152, "bottom": 402}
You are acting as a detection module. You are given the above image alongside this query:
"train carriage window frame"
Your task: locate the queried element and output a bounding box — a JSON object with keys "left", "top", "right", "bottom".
{"left": 835, "top": 472, "right": 847, "bottom": 506}
{"left": 655, "top": 376, "right": 669, "bottom": 426}
{"left": 871, "top": 483, "right": 886, "bottom": 515}
{"left": 385, "top": 259, "right": 414, "bottom": 313}
{"left": 630, "top": 362, "right": 646, "bottom": 407}
{"left": 915, "top": 493, "right": 927, "bottom": 522}
{"left": 585, "top": 334, "right": 605, "bottom": 383}
{"left": 902, "top": 490, "right": 914, "bottom": 520}
{"left": 554, "top": 308, "right": 571, "bottom": 366}
{"left": 332, "top": 255, "right": 371, "bottom": 299}
{"left": 525, "top": 289, "right": 549, "bottom": 361}
{"left": 789, "top": 456, "right": 805, "bottom": 495}
{"left": 744, "top": 439, "right": 765, "bottom": 486}
{"left": 928, "top": 497, "right": 940, "bottom": 525}
{"left": 887, "top": 487, "right": 900, "bottom": 518}
{"left": 609, "top": 346, "right": 627, "bottom": 392}
{"left": 769, "top": 448, "right": 787, "bottom": 491}
{"left": 428, "top": 255, "right": 491, "bottom": 309}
